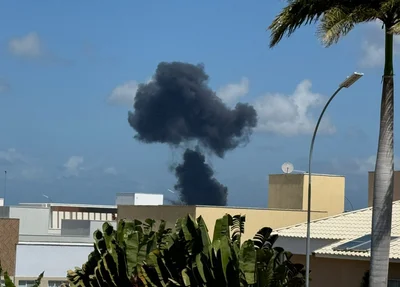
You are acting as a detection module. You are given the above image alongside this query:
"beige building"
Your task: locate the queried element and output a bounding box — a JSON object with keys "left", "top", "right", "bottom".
{"left": 368, "top": 171, "right": 400, "bottom": 206}
{"left": 119, "top": 173, "right": 345, "bottom": 241}
{"left": 275, "top": 200, "right": 400, "bottom": 287}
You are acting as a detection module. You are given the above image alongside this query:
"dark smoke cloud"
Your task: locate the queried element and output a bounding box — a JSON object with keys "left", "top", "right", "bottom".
{"left": 174, "top": 148, "right": 227, "bottom": 206}
{"left": 128, "top": 61, "right": 258, "bottom": 206}
{"left": 128, "top": 61, "right": 257, "bottom": 157}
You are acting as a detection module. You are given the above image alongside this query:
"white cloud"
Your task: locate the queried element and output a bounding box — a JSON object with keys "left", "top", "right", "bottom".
{"left": 360, "top": 41, "right": 385, "bottom": 68}
{"left": 104, "top": 166, "right": 117, "bottom": 175}
{"left": 360, "top": 21, "right": 400, "bottom": 68}
{"left": 8, "top": 32, "right": 42, "bottom": 58}
{"left": 217, "top": 77, "right": 249, "bottom": 104}
{"left": 254, "top": 80, "right": 336, "bottom": 136}
{"left": 355, "top": 155, "right": 400, "bottom": 174}
{"left": 0, "top": 148, "right": 25, "bottom": 164}
{"left": 63, "top": 156, "right": 84, "bottom": 177}
{"left": 108, "top": 80, "right": 138, "bottom": 106}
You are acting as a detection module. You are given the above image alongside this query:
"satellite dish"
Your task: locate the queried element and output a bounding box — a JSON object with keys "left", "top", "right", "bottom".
{"left": 281, "top": 162, "right": 294, "bottom": 174}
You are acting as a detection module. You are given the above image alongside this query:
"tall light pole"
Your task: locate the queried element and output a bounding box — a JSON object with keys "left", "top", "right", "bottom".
{"left": 3, "top": 170, "right": 7, "bottom": 205}
{"left": 305, "top": 72, "right": 364, "bottom": 287}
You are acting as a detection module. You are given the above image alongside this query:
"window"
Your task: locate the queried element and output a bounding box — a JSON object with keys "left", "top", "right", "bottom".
{"left": 48, "top": 281, "right": 68, "bottom": 287}
{"left": 18, "top": 280, "right": 35, "bottom": 287}
{"left": 389, "top": 279, "right": 400, "bottom": 287}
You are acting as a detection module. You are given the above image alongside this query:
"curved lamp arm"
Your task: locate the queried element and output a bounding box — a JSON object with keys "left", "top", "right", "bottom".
{"left": 304, "top": 72, "right": 363, "bottom": 287}
{"left": 305, "top": 86, "right": 343, "bottom": 286}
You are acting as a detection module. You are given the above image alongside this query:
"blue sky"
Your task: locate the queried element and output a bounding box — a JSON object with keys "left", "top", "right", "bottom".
{"left": 0, "top": 1, "right": 396, "bottom": 209}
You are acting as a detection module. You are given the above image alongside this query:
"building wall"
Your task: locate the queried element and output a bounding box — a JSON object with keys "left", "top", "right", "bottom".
{"left": 292, "top": 255, "right": 400, "bottom": 287}
{"left": 268, "top": 174, "right": 345, "bottom": 217}
{"left": 275, "top": 237, "right": 337, "bottom": 255}
{"left": 118, "top": 205, "right": 328, "bottom": 242}
{"left": 15, "top": 277, "right": 69, "bottom": 287}
{"left": 15, "top": 244, "right": 93, "bottom": 279}
{"left": 10, "top": 206, "right": 50, "bottom": 235}
{"left": 268, "top": 174, "right": 304, "bottom": 210}
{"left": 0, "top": 218, "right": 19, "bottom": 276}
{"left": 368, "top": 171, "right": 400, "bottom": 206}
{"left": 302, "top": 174, "right": 345, "bottom": 216}
{"left": 196, "top": 207, "right": 328, "bottom": 241}
{"left": 118, "top": 205, "right": 196, "bottom": 228}
{"left": 51, "top": 207, "right": 115, "bottom": 229}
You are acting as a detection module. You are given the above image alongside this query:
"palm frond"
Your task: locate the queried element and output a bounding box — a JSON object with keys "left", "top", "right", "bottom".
{"left": 268, "top": 0, "right": 390, "bottom": 47}
{"left": 268, "top": 0, "right": 338, "bottom": 47}
{"left": 317, "top": 6, "right": 377, "bottom": 46}
{"left": 389, "top": 22, "right": 400, "bottom": 34}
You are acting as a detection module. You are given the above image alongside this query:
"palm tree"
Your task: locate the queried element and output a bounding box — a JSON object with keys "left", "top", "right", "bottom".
{"left": 268, "top": 1, "right": 399, "bottom": 285}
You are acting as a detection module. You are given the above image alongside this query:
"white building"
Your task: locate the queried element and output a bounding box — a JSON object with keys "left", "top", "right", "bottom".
{"left": 0, "top": 192, "right": 164, "bottom": 286}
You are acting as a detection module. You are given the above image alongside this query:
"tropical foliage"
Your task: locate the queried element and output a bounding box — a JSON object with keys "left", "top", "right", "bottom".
{"left": 67, "top": 214, "right": 306, "bottom": 287}
{"left": 268, "top": 1, "right": 400, "bottom": 285}
{"left": 0, "top": 262, "right": 43, "bottom": 287}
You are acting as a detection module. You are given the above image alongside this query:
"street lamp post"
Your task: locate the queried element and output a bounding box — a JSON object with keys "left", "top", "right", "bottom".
{"left": 305, "top": 72, "right": 364, "bottom": 287}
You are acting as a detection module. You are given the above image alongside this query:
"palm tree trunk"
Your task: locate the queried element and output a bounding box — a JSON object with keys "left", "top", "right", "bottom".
{"left": 369, "top": 28, "right": 394, "bottom": 286}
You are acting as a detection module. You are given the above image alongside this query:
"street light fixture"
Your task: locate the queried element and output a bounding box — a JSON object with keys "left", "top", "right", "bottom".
{"left": 340, "top": 72, "right": 364, "bottom": 88}
{"left": 305, "top": 72, "right": 364, "bottom": 287}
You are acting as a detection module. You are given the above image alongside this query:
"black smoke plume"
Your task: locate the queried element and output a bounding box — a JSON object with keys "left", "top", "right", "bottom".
{"left": 128, "top": 61, "right": 257, "bottom": 205}
{"left": 174, "top": 148, "right": 228, "bottom": 205}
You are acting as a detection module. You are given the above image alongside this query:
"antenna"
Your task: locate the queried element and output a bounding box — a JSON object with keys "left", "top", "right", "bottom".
{"left": 42, "top": 194, "right": 53, "bottom": 203}
{"left": 281, "top": 162, "right": 294, "bottom": 174}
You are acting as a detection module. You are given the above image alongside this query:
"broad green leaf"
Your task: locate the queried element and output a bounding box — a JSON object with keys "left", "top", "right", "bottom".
{"left": 3, "top": 272, "right": 15, "bottom": 287}
{"left": 240, "top": 240, "right": 256, "bottom": 285}
{"left": 125, "top": 231, "right": 140, "bottom": 276}
{"left": 220, "top": 236, "right": 232, "bottom": 283}
{"left": 197, "top": 216, "right": 211, "bottom": 256}
{"left": 148, "top": 252, "right": 166, "bottom": 287}
{"left": 181, "top": 268, "right": 191, "bottom": 287}
{"left": 195, "top": 253, "right": 207, "bottom": 283}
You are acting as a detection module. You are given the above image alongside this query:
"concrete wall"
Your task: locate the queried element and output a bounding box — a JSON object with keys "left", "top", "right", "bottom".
{"left": 0, "top": 206, "right": 10, "bottom": 218}
{"left": 268, "top": 174, "right": 345, "bottom": 217}
{"left": 15, "top": 244, "right": 93, "bottom": 278}
{"left": 292, "top": 254, "right": 400, "bottom": 287}
{"left": 302, "top": 174, "right": 345, "bottom": 216}
{"left": 10, "top": 206, "right": 50, "bottom": 235}
{"left": 196, "top": 206, "right": 328, "bottom": 241}
{"left": 61, "top": 220, "right": 91, "bottom": 237}
{"left": 368, "top": 171, "right": 400, "bottom": 206}
{"left": 118, "top": 205, "right": 196, "bottom": 228}
{"left": 89, "top": 220, "right": 116, "bottom": 236}
{"left": 116, "top": 193, "right": 164, "bottom": 206}
{"left": 118, "top": 205, "right": 328, "bottom": 242}
{"left": 0, "top": 218, "right": 19, "bottom": 276}
{"left": 268, "top": 174, "right": 304, "bottom": 210}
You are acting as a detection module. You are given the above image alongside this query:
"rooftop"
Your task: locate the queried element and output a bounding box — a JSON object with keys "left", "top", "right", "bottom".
{"left": 18, "top": 202, "right": 117, "bottom": 209}
{"left": 275, "top": 201, "right": 400, "bottom": 240}
{"left": 275, "top": 200, "right": 400, "bottom": 260}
